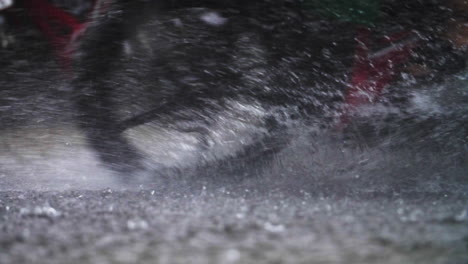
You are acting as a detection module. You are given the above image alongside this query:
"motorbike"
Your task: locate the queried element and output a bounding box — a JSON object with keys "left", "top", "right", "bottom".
{"left": 3, "top": 0, "right": 466, "bottom": 178}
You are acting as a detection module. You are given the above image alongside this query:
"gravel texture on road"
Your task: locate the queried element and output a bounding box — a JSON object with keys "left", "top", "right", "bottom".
{"left": 1, "top": 189, "right": 467, "bottom": 264}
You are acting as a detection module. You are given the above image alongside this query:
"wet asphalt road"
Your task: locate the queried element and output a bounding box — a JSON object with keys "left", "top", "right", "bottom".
{"left": 0, "top": 189, "right": 467, "bottom": 264}
{"left": 1, "top": 121, "right": 467, "bottom": 264}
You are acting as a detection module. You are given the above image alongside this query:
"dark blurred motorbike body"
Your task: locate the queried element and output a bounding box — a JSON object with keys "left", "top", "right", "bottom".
{"left": 3, "top": 0, "right": 465, "bottom": 179}
{"left": 73, "top": 1, "right": 355, "bottom": 177}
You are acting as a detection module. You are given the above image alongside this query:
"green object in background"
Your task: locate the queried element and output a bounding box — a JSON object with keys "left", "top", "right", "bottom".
{"left": 302, "top": 0, "right": 380, "bottom": 26}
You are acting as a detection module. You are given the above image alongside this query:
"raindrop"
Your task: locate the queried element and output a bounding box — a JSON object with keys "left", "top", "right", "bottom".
{"left": 455, "top": 210, "right": 467, "bottom": 222}
{"left": 20, "top": 205, "right": 61, "bottom": 218}
{"left": 408, "top": 209, "right": 423, "bottom": 222}
{"left": 235, "top": 213, "right": 245, "bottom": 219}
{"left": 397, "top": 208, "right": 405, "bottom": 215}
{"left": 264, "top": 222, "right": 285, "bottom": 233}
{"left": 127, "top": 219, "right": 149, "bottom": 230}
{"left": 200, "top": 12, "right": 228, "bottom": 26}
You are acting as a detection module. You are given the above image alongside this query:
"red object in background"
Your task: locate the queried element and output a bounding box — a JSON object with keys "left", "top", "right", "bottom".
{"left": 340, "top": 27, "right": 419, "bottom": 126}
{"left": 18, "top": 1, "right": 420, "bottom": 127}
{"left": 22, "top": 0, "right": 91, "bottom": 68}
